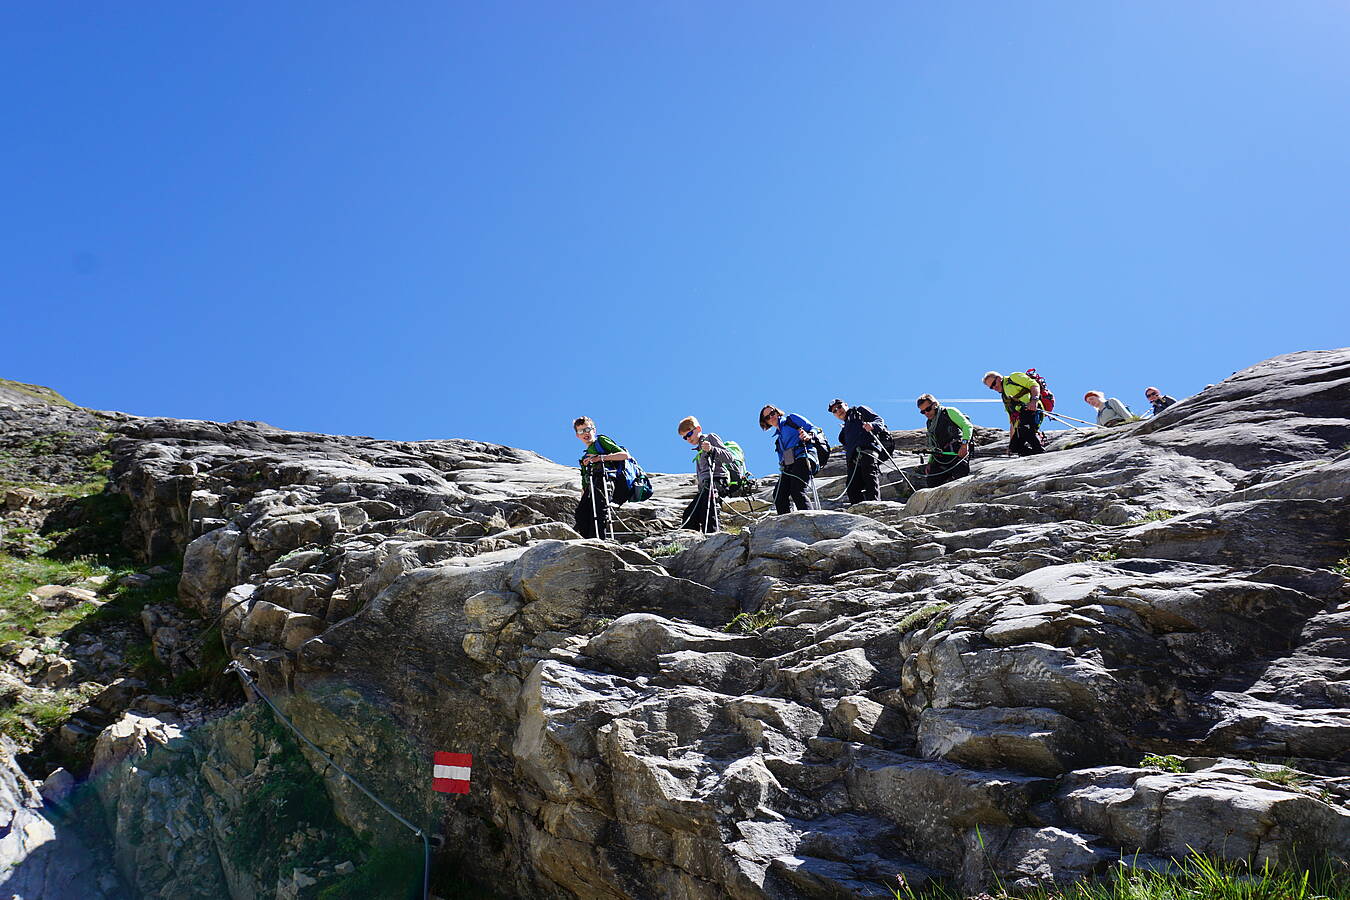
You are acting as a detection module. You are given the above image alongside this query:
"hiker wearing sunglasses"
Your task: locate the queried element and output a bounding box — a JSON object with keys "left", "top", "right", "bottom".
{"left": 983, "top": 370, "right": 1046, "bottom": 457}
{"left": 759, "top": 405, "right": 818, "bottom": 514}
{"left": 829, "top": 398, "right": 885, "bottom": 503}
{"left": 1144, "top": 387, "right": 1177, "bottom": 416}
{"left": 917, "top": 394, "right": 972, "bottom": 487}
{"left": 676, "top": 416, "right": 731, "bottom": 533}
{"left": 573, "top": 416, "right": 630, "bottom": 540}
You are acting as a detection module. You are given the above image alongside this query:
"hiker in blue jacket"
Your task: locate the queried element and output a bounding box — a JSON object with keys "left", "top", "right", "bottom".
{"left": 759, "top": 404, "right": 817, "bottom": 514}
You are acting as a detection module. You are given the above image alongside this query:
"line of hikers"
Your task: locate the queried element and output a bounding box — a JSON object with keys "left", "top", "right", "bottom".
{"left": 572, "top": 374, "right": 1180, "bottom": 539}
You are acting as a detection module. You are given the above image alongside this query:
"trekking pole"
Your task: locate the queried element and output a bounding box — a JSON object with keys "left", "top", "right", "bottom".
{"left": 1044, "top": 410, "right": 1091, "bottom": 428}
{"left": 586, "top": 457, "right": 603, "bottom": 539}
{"left": 704, "top": 441, "right": 719, "bottom": 533}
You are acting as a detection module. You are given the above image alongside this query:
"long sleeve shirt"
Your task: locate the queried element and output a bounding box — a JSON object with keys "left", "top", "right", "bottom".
{"left": 693, "top": 432, "right": 733, "bottom": 488}
{"left": 1096, "top": 398, "right": 1131, "bottom": 427}
{"left": 926, "top": 406, "right": 973, "bottom": 462}
{"left": 838, "top": 406, "right": 885, "bottom": 457}
{"left": 772, "top": 413, "right": 815, "bottom": 467}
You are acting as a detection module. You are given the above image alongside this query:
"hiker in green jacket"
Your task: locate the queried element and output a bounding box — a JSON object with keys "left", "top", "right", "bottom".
{"left": 918, "top": 394, "right": 973, "bottom": 487}
{"left": 983, "top": 371, "right": 1045, "bottom": 457}
{"left": 676, "top": 415, "right": 732, "bottom": 533}
{"left": 573, "top": 416, "right": 630, "bottom": 540}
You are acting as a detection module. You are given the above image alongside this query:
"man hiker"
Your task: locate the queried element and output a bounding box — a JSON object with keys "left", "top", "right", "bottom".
{"left": 1144, "top": 387, "right": 1177, "bottom": 415}
{"left": 573, "top": 416, "right": 631, "bottom": 540}
{"left": 917, "top": 393, "right": 973, "bottom": 487}
{"left": 829, "top": 398, "right": 885, "bottom": 503}
{"left": 759, "top": 404, "right": 818, "bottom": 514}
{"left": 1084, "top": 391, "right": 1131, "bottom": 427}
{"left": 983, "top": 370, "right": 1046, "bottom": 457}
{"left": 677, "top": 415, "right": 732, "bottom": 533}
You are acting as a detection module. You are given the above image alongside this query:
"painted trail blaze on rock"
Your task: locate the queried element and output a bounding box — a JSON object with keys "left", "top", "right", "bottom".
{"left": 433, "top": 751, "right": 473, "bottom": 794}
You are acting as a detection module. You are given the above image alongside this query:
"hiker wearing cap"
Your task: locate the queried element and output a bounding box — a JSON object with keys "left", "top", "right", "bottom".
{"left": 677, "top": 416, "right": 732, "bottom": 533}
{"left": 1084, "top": 391, "right": 1131, "bottom": 427}
{"left": 1144, "top": 387, "right": 1177, "bottom": 416}
{"left": 759, "top": 405, "right": 818, "bottom": 514}
{"left": 983, "top": 371, "right": 1046, "bottom": 457}
{"left": 918, "top": 394, "right": 973, "bottom": 487}
{"left": 829, "top": 398, "right": 885, "bottom": 504}
{"left": 573, "top": 416, "right": 631, "bottom": 540}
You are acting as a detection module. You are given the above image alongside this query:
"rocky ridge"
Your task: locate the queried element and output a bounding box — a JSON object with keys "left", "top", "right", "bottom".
{"left": 2, "top": 349, "right": 1349, "bottom": 899}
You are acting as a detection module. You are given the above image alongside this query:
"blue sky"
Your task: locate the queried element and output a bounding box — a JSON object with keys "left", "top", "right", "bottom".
{"left": 5, "top": 2, "right": 1348, "bottom": 476}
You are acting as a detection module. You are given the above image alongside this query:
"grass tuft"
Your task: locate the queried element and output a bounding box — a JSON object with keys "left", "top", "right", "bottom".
{"left": 1140, "top": 753, "right": 1186, "bottom": 774}
{"left": 889, "top": 854, "right": 1350, "bottom": 900}
{"left": 723, "top": 610, "right": 780, "bottom": 634}
{"left": 898, "top": 602, "right": 952, "bottom": 632}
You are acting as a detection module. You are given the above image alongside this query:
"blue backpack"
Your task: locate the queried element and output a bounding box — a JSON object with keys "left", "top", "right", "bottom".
{"left": 591, "top": 439, "right": 653, "bottom": 504}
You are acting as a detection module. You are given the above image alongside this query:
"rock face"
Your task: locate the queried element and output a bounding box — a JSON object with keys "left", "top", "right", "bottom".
{"left": 5, "top": 348, "right": 1349, "bottom": 898}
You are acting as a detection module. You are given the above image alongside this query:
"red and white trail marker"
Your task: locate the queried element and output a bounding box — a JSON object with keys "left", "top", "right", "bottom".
{"left": 433, "top": 752, "right": 472, "bottom": 794}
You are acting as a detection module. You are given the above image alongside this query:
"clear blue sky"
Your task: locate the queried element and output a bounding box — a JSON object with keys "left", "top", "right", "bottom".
{"left": 5, "top": 2, "right": 1348, "bottom": 476}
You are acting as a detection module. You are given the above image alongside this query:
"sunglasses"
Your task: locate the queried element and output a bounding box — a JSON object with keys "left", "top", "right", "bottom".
{"left": 682, "top": 430, "right": 697, "bottom": 441}
{"left": 1146, "top": 392, "right": 1159, "bottom": 399}
{"left": 919, "top": 404, "right": 935, "bottom": 413}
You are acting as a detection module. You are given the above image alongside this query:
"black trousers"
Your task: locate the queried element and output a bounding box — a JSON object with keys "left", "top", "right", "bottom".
{"left": 682, "top": 479, "right": 726, "bottom": 533}
{"left": 1009, "top": 409, "right": 1045, "bottom": 457}
{"left": 575, "top": 467, "right": 613, "bottom": 539}
{"left": 774, "top": 457, "right": 816, "bottom": 514}
{"left": 925, "top": 454, "right": 971, "bottom": 487}
{"left": 845, "top": 451, "right": 881, "bottom": 503}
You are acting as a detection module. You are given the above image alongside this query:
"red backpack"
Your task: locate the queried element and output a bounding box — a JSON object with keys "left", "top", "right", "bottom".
{"left": 1025, "top": 368, "right": 1056, "bottom": 413}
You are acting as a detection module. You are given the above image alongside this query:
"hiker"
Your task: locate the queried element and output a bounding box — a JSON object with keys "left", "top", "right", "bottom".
{"left": 1084, "top": 391, "right": 1131, "bottom": 427}
{"left": 982, "top": 371, "right": 1046, "bottom": 456}
{"left": 759, "top": 405, "right": 818, "bottom": 513}
{"left": 1144, "top": 387, "right": 1177, "bottom": 415}
{"left": 677, "top": 415, "right": 732, "bottom": 533}
{"left": 829, "top": 398, "right": 885, "bottom": 503}
{"left": 573, "top": 416, "right": 630, "bottom": 540}
{"left": 917, "top": 394, "right": 972, "bottom": 487}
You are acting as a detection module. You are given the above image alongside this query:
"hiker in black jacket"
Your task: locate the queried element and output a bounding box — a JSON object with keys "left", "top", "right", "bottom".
{"left": 829, "top": 398, "right": 884, "bottom": 503}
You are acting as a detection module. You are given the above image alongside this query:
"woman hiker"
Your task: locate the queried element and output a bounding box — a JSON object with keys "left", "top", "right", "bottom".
{"left": 759, "top": 404, "right": 818, "bottom": 514}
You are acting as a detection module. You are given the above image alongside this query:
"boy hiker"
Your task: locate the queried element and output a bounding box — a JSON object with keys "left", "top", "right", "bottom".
{"left": 1084, "top": 391, "right": 1131, "bottom": 427}
{"left": 1144, "top": 387, "right": 1177, "bottom": 415}
{"left": 573, "top": 416, "right": 631, "bottom": 540}
{"left": 677, "top": 416, "right": 732, "bottom": 533}
{"left": 759, "top": 405, "right": 818, "bottom": 514}
{"left": 917, "top": 394, "right": 972, "bottom": 487}
{"left": 983, "top": 370, "right": 1046, "bottom": 457}
{"left": 829, "top": 398, "right": 885, "bottom": 503}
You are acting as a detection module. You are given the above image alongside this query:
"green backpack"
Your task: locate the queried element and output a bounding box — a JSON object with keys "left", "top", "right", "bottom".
{"left": 695, "top": 439, "right": 750, "bottom": 491}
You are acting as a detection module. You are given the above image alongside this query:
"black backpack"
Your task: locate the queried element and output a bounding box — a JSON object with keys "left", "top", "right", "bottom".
{"left": 806, "top": 429, "right": 832, "bottom": 474}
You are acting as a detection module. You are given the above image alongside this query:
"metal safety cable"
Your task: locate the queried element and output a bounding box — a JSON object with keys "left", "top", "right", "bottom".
{"left": 226, "top": 661, "right": 431, "bottom": 900}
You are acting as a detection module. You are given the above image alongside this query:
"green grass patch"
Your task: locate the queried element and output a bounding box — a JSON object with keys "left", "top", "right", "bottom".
{"left": 723, "top": 610, "right": 780, "bottom": 634}
{"left": 890, "top": 854, "right": 1350, "bottom": 900}
{"left": 1087, "top": 550, "right": 1120, "bottom": 562}
{"left": 898, "top": 602, "right": 952, "bottom": 633}
{"left": 0, "top": 686, "right": 92, "bottom": 744}
{"left": 1129, "top": 510, "right": 1178, "bottom": 525}
{"left": 0, "top": 379, "right": 77, "bottom": 408}
{"left": 1332, "top": 556, "right": 1350, "bottom": 578}
{"left": 0, "top": 551, "right": 127, "bottom": 650}
{"left": 1247, "top": 763, "right": 1308, "bottom": 788}
{"left": 1140, "top": 753, "right": 1186, "bottom": 774}
{"left": 649, "top": 541, "right": 686, "bottom": 558}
